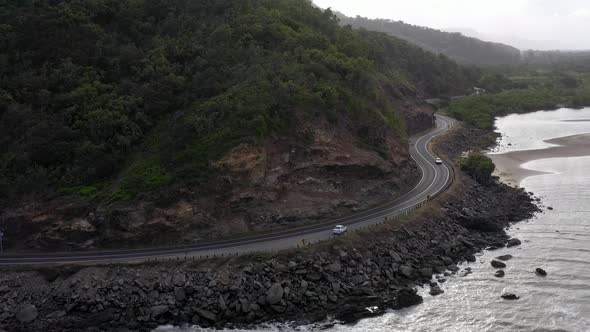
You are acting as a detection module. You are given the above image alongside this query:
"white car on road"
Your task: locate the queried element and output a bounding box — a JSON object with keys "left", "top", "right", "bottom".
{"left": 333, "top": 225, "right": 347, "bottom": 235}
{"left": 435, "top": 158, "right": 443, "bottom": 165}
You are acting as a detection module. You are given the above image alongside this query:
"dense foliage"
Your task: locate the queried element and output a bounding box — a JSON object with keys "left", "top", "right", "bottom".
{"left": 336, "top": 14, "right": 522, "bottom": 66}
{"left": 461, "top": 152, "right": 495, "bottom": 185}
{"left": 446, "top": 70, "right": 590, "bottom": 129}
{"left": 0, "top": 0, "right": 476, "bottom": 202}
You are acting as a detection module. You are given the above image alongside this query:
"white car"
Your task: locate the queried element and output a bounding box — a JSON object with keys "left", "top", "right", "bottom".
{"left": 435, "top": 158, "right": 443, "bottom": 165}
{"left": 333, "top": 225, "right": 347, "bottom": 235}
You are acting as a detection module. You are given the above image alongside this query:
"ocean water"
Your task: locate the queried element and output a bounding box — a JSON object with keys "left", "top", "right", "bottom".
{"left": 157, "top": 108, "right": 590, "bottom": 332}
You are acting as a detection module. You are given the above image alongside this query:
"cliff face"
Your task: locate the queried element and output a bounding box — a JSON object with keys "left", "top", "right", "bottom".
{"left": 1, "top": 103, "right": 434, "bottom": 250}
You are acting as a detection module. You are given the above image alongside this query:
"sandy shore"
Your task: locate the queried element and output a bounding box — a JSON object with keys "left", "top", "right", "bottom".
{"left": 489, "top": 133, "right": 590, "bottom": 186}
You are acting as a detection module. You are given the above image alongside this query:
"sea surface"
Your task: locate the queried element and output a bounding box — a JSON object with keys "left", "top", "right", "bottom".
{"left": 157, "top": 107, "right": 590, "bottom": 332}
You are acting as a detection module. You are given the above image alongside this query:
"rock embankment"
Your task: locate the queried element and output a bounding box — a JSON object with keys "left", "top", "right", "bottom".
{"left": 0, "top": 170, "right": 538, "bottom": 331}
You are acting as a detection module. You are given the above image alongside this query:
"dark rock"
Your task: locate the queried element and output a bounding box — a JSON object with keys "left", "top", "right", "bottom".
{"left": 327, "top": 262, "right": 341, "bottom": 273}
{"left": 491, "top": 260, "right": 506, "bottom": 268}
{"left": 465, "top": 254, "right": 477, "bottom": 262}
{"left": 400, "top": 266, "right": 413, "bottom": 278}
{"left": 496, "top": 255, "right": 513, "bottom": 261}
{"left": 149, "top": 305, "right": 169, "bottom": 319}
{"left": 494, "top": 270, "right": 505, "bottom": 278}
{"left": 392, "top": 288, "right": 423, "bottom": 309}
{"left": 547, "top": 207, "right": 553, "bottom": 210}
{"left": 174, "top": 287, "right": 186, "bottom": 302}
{"left": 506, "top": 238, "right": 522, "bottom": 247}
{"left": 535, "top": 268, "right": 547, "bottom": 276}
{"left": 501, "top": 293, "right": 520, "bottom": 300}
{"left": 447, "top": 264, "right": 459, "bottom": 272}
{"left": 429, "top": 285, "right": 444, "bottom": 296}
{"left": 420, "top": 267, "right": 433, "bottom": 277}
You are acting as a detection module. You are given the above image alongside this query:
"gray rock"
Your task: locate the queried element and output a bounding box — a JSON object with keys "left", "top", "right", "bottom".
{"left": 240, "top": 298, "right": 251, "bottom": 313}
{"left": 174, "top": 287, "right": 186, "bottom": 302}
{"left": 389, "top": 251, "right": 402, "bottom": 262}
{"left": 506, "top": 238, "right": 522, "bottom": 247}
{"left": 172, "top": 273, "right": 186, "bottom": 286}
{"left": 332, "top": 282, "right": 341, "bottom": 293}
{"left": 148, "top": 290, "right": 159, "bottom": 299}
{"left": 306, "top": 273, "right": 321, "bottom": 281}
{"left": 196, "top": 308, "right": 217, "bottom": 322}
{"left": 491, "top": 260, "right": 507, "bottom": 268}
{"left": 400, "top": 266, "right": 413, "bottom": 278}
{"left": 149, "top": 305, "right": 169, "bottom": 318}
{"left": 434, "top": 265, "right": 446, "bottom": 274}
{"left": 266, "top": 283, "right": 284, "bottom": 305}
{"left": 327, "top": 262, "right": 341, "bottom": 273}
{"left": 16, "top": 305, "right": 38, "bottom": 323}
{"left": 218, "top": 294, "right": 227, "bottom": 311}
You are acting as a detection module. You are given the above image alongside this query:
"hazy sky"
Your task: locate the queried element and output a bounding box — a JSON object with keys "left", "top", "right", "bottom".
{"left": 312, "top": 0, "right": 590, "bottom": 50}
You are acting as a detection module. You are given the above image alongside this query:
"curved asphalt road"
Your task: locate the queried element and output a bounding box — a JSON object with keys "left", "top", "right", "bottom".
{"left": 0, "top": 115, "right": 454, "bottom": 265}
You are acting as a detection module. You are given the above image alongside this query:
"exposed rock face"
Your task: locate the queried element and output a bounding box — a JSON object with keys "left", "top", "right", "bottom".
{"left": 1, "top": 106, "right": 434, "bottom": 251}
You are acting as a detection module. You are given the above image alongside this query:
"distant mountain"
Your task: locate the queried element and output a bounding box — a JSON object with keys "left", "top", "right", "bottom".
{"left": 522, "top": 50, "right": 590, "bottom": 67}
{"left": 336, "top": 14, "right": 522, "bottom": 66}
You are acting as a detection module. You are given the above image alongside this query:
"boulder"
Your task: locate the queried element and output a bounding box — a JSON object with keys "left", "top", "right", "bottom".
{"left": 535, "top": 268, "right": 547, "bottom": 276}
{"left": 506, "top": 238, "right": 522, "bottom": 247}
{"left": 490, "top": 260, "right": 506, "bottom": 269}
{"left": 494, "top": 270, "right": 505, "bottom": 278}
{"left": 16, "top": 305, "right": 38, "bottom": 323}
{"left": 501, "top": 293, "right": 520, "bottom": 300}
{"left": 266, "top": 283, "right": 284, "bottom": 305}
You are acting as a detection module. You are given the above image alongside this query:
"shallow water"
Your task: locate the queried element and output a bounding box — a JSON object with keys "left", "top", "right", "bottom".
{"left": 158, "top": 108, "right": 590, "bottom": 332}
{"left": 490, "top": 107, "right": 590, "bottom": 153}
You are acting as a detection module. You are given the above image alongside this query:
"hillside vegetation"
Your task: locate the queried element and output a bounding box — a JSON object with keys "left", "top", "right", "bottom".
{"left": 0, "top": 0, "right": 477, "bottom": 204}
{"left": 336, "top": 14, "right": 522, "bottom": 66}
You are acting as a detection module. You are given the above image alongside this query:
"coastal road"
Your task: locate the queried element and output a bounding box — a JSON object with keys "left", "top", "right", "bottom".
{"left": 0, "top": 115, "right": 455, "bottom": 265}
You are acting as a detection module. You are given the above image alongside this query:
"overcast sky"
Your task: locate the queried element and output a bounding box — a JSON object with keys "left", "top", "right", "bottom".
{"left": 312, "top": 0, "right": 590, "bottom": 50}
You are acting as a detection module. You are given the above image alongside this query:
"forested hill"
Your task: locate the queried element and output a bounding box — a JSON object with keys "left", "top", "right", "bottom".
{"left": 0, "top": 0, "right": 476, "bottom": 203}
{"left": 336, "top": 13, "right": 522, "bottom": 66}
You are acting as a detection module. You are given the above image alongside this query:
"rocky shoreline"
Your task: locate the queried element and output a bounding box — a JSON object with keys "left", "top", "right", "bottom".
{"left": 0, "top": 124, "right": 540, "bottom": 332}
